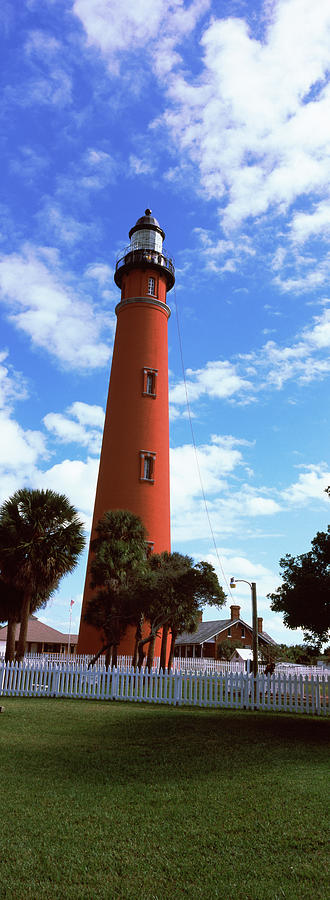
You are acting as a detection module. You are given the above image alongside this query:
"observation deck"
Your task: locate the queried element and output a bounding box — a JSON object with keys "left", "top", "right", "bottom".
{"left": 114, "top": 246, "right": 175, "bottom": 292}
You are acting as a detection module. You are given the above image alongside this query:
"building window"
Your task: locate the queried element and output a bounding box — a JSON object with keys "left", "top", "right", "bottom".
{"left": 241, "top": 626, "right": 245, "bottom": 638}
{"left": 147, "top": 276, "right": 156, "bottom": 296}
{"left": 143, "top": 367, "right": 158, "bottom": 396}
{"left": 227, "top": 627, "right": 231, "bottom": 637}
{"left": 140, "top": 451, "right": 156, "bottom": 482}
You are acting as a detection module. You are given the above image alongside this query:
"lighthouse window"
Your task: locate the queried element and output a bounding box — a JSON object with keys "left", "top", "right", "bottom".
{"left": 131, "top": 229, "right": 162, "bottom": 253}
{"left": 144, "top": 456, "right": 153, "bottom": 479}
{"left": 143, "top": 367, "right": 158, "bottom": 396}
{"left": 140, "top": 451, "right": 156, "bottom": 482}
{"left": 147, "top": 277, "right": 156, "bottom": 296}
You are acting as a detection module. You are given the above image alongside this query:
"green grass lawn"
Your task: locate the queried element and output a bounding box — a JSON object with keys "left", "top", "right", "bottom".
{"left": 0, "top": 700, "right": 328, "bottom": 900}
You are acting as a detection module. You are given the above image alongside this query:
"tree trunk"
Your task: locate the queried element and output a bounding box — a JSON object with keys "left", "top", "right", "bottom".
{"left": 132, "top": 616, "right": 143, "bottom": 668}
{"left": 105, "top": 645, "right": 112, "bottom": 669}
{"left": 147, "top": 632, "right": 156, "bottom": 670}
{"left": 5, "top": 616, "right": 16, "bottom": 662}
{"left": 88, "top": 642, "right": 111, "bottom": 668}
{"left": 167, "top": 629, "right": 177, "bottom": 672}
{"left": 112, "top": 644, "right": 118, "bottom": 667}
{"left": 159, "top": 624, "right": 169, "bottom": 671}
{"left": 137, "top": 626, "right": 158, "bottom": 669}
{"left": 137, "top": 642, "right": 146, "bottom": 669}
{"left": 15, "top": 595, "right": 31, "bottom": 662}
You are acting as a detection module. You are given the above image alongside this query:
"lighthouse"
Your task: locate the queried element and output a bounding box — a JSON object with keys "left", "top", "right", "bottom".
{"left": 76, "top": 210, "right": 175, "bottom": 656}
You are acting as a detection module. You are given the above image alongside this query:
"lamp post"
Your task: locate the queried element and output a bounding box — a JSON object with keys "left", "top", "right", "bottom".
{"left": 230, "top": 578, "right": 259, "bottom": 680}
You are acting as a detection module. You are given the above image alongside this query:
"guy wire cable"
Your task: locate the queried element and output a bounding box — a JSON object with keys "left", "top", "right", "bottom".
{"left": 172, "top": 281, "right": 234, "bottom": 602}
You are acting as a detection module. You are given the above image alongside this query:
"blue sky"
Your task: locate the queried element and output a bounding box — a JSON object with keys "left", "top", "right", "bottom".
{"left": 1, "top": 0, "right": 330, "bottom": 645}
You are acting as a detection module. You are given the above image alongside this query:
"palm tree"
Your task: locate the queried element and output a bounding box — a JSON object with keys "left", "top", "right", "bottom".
{"left": 0, "top": 579, "right": 23, "bottom": 662}
{"left": 85, "top": 509, "right": 148, "bottom": 667}
{"left": 0, "top": 488, "right": 85, "bottom": 662}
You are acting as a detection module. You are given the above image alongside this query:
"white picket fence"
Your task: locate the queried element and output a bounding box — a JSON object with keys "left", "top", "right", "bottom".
{"left": 0, "top": 660, "right": 328, "bottom": 716}
{"left": 3, "top": 652, "right": 329, "bottom": 679}
{"left": 172, "top": 658, "right": 330, "bottom": 677}
{"left": 20, "top": 653, "right": 250, "bottom": 673}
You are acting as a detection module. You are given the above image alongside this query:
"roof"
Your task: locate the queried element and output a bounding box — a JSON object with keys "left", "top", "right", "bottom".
{"left": 0, "top": 615, "right": 78, "bottom": 644}
{"left": 129, "top": 208, "right": 165, "bottom": 240}
{"left": 175, "top": 618, "right": 277, "bottom": 647}
{"left": 176, "top": 619, "right": 231, "bottom": 646}
{"left": 231, "top": 649, "right": 253, "bottom": 661}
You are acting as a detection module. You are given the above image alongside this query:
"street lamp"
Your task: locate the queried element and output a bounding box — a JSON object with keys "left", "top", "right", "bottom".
{"left": 230, "top": 577, "right": 259, "bottom": 680}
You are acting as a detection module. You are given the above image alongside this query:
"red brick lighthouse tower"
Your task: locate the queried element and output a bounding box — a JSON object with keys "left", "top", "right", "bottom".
{"left": 77, "top": 210, "right": 175, "bottom": 656}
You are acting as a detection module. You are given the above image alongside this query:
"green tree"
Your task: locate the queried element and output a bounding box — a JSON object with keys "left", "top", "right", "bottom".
{"left": 278, "top": 644, "right": 320, "bottom": 666}
{"left": 133, "top": 553, "right": 226, "bottom": 669}
{"left": 268, "top": 527, "right": 330, "bottom": 648}
{"left": 0, "top": 488, "right": 85, "bottom": 661}
{"left": 84, "top": 509, "right": 148, "bottom": 667}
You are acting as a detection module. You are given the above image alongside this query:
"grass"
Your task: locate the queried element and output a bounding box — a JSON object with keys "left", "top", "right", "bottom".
{"left": 0, "top": 699, "right": 329, "bottom": 900}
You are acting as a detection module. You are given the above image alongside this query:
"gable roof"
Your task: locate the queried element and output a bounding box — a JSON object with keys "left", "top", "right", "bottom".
{"left": 231, "top": 648, "right": 254, "bottom": 661}
{"left": 175, "top": 618, "right": 277, "bottom": 647}
{"left": 0, "top": 615, "right": 77, "bottom": 644}
{"left": 176, "top": 619, "right": 232, "bottom": 646}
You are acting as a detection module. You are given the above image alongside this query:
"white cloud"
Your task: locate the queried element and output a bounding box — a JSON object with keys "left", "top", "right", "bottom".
{"left": 37, "top": 456, "right": 99, "bottom": 528}
{"left": 68, "top": 402, "right": 105, "bottom": 429}
{"left": 128, "top": 155, "right": 155, "bottom": 177}
{"left": 25, "top": 29, "right": 61, "bottom": 58}
{"left": 273, "top": 260, "right": 330, "bottom": 294}
{"left": 170, "top": 359, "right": 253, "bottom": 408}
{"left": 73, "top": 0, "right": 209, "bottom": 76}
{"left": 290, "top": 201, "right": 330, "bottom": 245}
{"left": 169, "top": 307, "right": 330, "bottom": 406}
{"left": 0, "top": 361, "right": 100, "bottom": 523}
{"left": 37, "top": 203, "right": 97, "bottom": 246}
{"left": 0, "top": 245, "right": 113, "bottom": 371}
{"left": 306, "top": 307, "right": 330, "bottom": 350}
{"left": 259, "top": 307, "right": 330, "bottom": 387}
{"left": 0, "top": 411, "right": 46, "bottom": 472}
{"left": 85, "top": 263, "right": 113, "bottom": 286}
{"left": 170, "top": 434, "right": 243, "bottom": 509}
{"left": 205, "top": 548, "right": 277, "bottom": 602}
{"left": 158, "top": 0, "right": 330, "bottom": 234}
{"left": 0, "top": 353, "right": 47, "bottom": 504}
{"left": 193, "top": 227, "right": 255, "bottom": 274}
{"left": 281, "top": 463, "right": 330, "bottom": 506}
{"left": 7, "top": 67, "right": 72, "bottom": 109}
{"left": 170, "top": 435, "right": 281, "bottom": 543}
{"left": 44, "top": 401, "right": 104, "bottom": 454}
{"left": 0, "top": 406, "right": 48, "bottom": 507}
{"left": 9, "top": 146, "right": 49, "bottom": 181}
{"left": 0, "top": 351, "right": 27, "bottom": 409}
{"left": 80, "top": 148, "right": 117, "bottom": 189}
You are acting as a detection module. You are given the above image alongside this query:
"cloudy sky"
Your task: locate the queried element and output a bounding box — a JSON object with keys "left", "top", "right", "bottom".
{"left": 1, "top": 0, "right": 330, "bottom": 645}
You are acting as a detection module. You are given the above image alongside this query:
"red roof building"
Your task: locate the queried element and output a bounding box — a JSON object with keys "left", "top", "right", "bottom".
{"left": 174, "top": 605, "right": 277, "bottom": 659}
{"left": 0, "top": 616, "right": 77, "bottom": 655}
